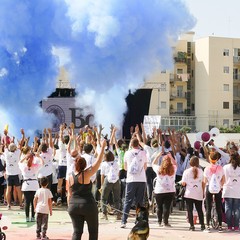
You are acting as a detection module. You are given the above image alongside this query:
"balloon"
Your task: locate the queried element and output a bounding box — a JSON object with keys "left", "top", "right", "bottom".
{"left": 196, "top": 132, "right": 203, "bottom": 141}
{"left": 201, "top": 132, "right": 210, "bottom": 142}
{"left": 194, "top": 141, "right": 201, "bottom": 150}
{"left": 210, "top": 127, "right": 220, "bottom": 137}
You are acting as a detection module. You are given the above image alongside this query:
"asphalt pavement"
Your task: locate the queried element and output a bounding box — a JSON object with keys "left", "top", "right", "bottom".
{"left": 1, "top": 204, "right": 240, "bottom": 240}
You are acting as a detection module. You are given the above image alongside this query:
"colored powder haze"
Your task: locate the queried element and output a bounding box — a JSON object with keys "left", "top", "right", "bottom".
{"left": 0, "top": 0, "right": 195, "bottom": 139}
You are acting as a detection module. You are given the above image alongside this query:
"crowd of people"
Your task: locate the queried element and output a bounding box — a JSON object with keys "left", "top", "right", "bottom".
{"left": 0, "top": 123, "right": 240, "bottom": 239}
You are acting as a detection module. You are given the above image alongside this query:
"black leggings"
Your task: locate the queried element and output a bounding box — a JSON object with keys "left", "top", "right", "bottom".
{"left": 205, "top": 186, "right": 222, "bottom": 226}
{"left": 155, "top": 192, "right": 174, "bottom": 224}
{"left": 185, "top": 198, "right": 204, "bottom": 227}
{"left": 23, "top": 191, "right": 36, "bottom": 218}
{"left": 68, "top": 200, "right": 98, "bottom": 240}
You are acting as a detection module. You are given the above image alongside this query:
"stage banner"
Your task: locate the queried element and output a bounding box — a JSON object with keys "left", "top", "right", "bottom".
{"left": 143, "top": 115, "right": 161, "bottom": 137}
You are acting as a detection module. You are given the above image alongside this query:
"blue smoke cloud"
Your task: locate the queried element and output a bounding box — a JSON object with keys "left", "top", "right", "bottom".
{"left": 66, "top": 0, "right": 195, "bottom": 131}
{"left": 0, "top": 0, "right": 195, "bottom": 138}
{"left": 0, "top": 0, "right": 71, "bottom": 138}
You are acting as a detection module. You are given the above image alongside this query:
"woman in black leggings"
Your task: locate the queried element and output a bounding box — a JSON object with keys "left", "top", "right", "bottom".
{"left": 203, "top": 151, "right": 224, "bottom": 233}
{"left": 67, "top": 140, "right": 106, "bottom": 240}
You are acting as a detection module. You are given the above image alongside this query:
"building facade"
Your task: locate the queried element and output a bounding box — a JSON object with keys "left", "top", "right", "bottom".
{"left": 43, "top": 34, "right": 240, "bottom": 133}
{"left": 144, "top": 33, "right": 240, "bottom": 132}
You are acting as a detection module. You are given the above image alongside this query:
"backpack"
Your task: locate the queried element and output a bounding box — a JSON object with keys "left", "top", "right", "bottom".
{"left": 208, "top": 167, "right": 221, "bottom": 194}
{"left": 107, "top": 162, "right": 118, "bottom": 183}
{"left": 129, "top": 150, "right": 143, "bottom": 175}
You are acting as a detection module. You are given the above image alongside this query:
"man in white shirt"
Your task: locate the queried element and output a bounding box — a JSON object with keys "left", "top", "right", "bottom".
{"left": 120, "top": 137, "right": 147, "bottom": 228}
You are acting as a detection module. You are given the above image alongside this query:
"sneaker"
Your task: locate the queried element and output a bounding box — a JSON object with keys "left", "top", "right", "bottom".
{"left": 227, "top": 226, "right": 232, "bottom": 232}
{"left": 36, "top": 234, "right": 41, "bottom": 239}
{"left": 26, "top": 217, "right": 30, "bottom": 222}
{"left": 120, "top": 223, "right": 126, "bottom": 228}
{"left": 218, "top": 226, "right": 223, "bottom": 233}
{"left": 201, "top": 225, "right": 205, "bottom": 231}
{"left": 189, "top": 226, "right": 195, "bottom": 231}
{"left": 41, "top": 236, "right": 49, "bottom": 240}
{"left": 204, "top": 226, "right": 210, "bottom": 233}
{"left": 234, "top": 227, "right": 239, "bottom": 232}
{"left": 7, "top": 205, "right": 11, "bottom": 210}
{"left": 57, "top": 197, "right": 62, "bottom": 206}
{"left": 31, "top": 217, "right": 35, "bottom": 222}
{"left": 157, "top": 222, "right": 163, "bottom": 227}
{"left": 20, "top": 204, "right": 24, "bottom": 210}
{"left": 163, "top": 223, "right": 172, "bottom": 228}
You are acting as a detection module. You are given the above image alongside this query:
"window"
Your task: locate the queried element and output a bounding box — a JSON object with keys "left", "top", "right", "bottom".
{"left": 223, "top": 49, "right": 229, "bottom": 56}
{"left": 223, "top": 66, "right": 229, "bottom": 73}
{"left": 223, "top": 119, "right": 229, "bottom": 127}
{"left": 233, "top": 68, "right": 239, "bottom": 80}
{"left": 159, "top": 82, "right": 167, "bottom": 91}
{"left": 160, "top": 101, "right": 166, "bottom": 109}
{"left": 177, "top": 69, "right": 183, "bottom": 74}
{"left": 223, "top": 84, "right": 229, "bottom": 91}
{"left": 177, "top": 102, "right": 183, "bottom": 112}
{"left": 234, "top": 48, "right": 240, "bottom": 57}
{"left": 223, "top": 102, "right": 229, "bottom": 109}
{"left": 177, "top": 86, "right": 183, "bottom": 97}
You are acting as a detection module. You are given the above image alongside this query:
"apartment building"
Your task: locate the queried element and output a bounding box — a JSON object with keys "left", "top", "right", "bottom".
{"left": 143, "top": 32, "right": 196, "bottom": 131}
{"left": 195, "top": 36, "right": 240, "bottom": 131}
{"left": 144, "top": 33, "right": 240, "bottom": 132}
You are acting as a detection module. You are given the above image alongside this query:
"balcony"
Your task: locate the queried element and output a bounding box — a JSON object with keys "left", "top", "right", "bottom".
{"left": 233, "top": 56, "right": 240, "bottom": 65}
{"left": 233, "top": 73, "right": 240, "bottom": 81}
{"left": 170, "top": 92, "right": 187, "bottom": 100}
{"left": 170, "top": 109, "right": 191, "bottom": 116}
{"left": 170, "top": 73, "right": 190, "bottom": 83}
{"left": 174, "top": 51, "right": 187, "bottom": 64}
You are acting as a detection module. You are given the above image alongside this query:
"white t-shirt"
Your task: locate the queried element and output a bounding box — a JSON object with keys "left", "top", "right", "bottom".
{"left": 19, "top": 158, "right": 43, "bottom": 191}
{"left": 153, "top": 164, "right": 176, "bottom": 194}
{"left": 182, "top": 167, "right": 204, "bottom": 201}
{"left": 66, "top": 152, "right": 75, "bottom": 180}
{"left": 35, "top": 187, "right": 53, "bottom": 214}
{"left": 222, "top": 164, "right": 240, "bottom": 198}
{"left": 124, "top": 148, "right": 147, "bottom": 183}
{"left": 52, "top": 161, "right": 58, "bottom": 184}
{"left": 143, "top": 145, "right": 162, "bottom": 167}
{"left": 101, "top": 160, "right": 119, "bottom": 183}
{"left": 175, "top": 152, "right": 184, "bottom": 176}
{"left": 58, "top": 142, "right": 67, "bottom": 166}
{"left": 4, "top": 149, "right": 21, "bottom": 175}
{"left": 81, "top": 153, "right": 97, "bottom": 182}
{"left": 214, "top": 146, "right": 230, "bottom": 167}
{"left": 38, "top": 148, "right": 54, "bottom": 178}
{"left": 203, "top": 164, "right": 224, "bottom": 186}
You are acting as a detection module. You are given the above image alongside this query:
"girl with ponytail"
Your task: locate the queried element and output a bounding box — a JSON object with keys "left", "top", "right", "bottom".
{"left": 182, "top": 156, "right": 205, "bottom": 231}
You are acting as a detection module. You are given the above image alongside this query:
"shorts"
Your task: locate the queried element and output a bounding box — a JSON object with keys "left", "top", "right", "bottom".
{"left": 57, "top": 166, "right": 67, "bottom": 179}
{"left": 0, "top": 176, "right": 4, "bottom": 185}
{"left": 6, "top": 175, "right": 21, "bottom": 187}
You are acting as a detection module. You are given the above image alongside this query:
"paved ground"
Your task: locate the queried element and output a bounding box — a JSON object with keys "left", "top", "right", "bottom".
{"left": 1, "top": 204, "right": 240, "bottom": 240}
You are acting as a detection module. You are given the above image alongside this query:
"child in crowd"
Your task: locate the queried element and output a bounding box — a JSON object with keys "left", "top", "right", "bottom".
{"left": 34, "top": 177, "right": 53, "bottom": 240}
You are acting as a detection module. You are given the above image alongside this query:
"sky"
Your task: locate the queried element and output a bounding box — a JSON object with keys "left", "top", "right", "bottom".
{"left": 184, "top": 0, "right": 240, "bottom": 39}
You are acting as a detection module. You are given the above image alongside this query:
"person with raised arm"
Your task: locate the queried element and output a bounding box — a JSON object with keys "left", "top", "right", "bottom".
{"left": 19, "top": 151, "right": 44, "bottom": 222}
{"left": 120, "top": 130, "right": 147, "bottom": 229}
{"left": 67, "top": 139, "right": 107, "bottom": 240}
